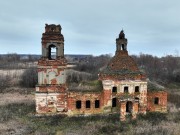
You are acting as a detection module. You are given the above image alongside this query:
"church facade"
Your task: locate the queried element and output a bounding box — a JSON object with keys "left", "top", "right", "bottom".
{"left": 35, "top": 24, "right": 167, "bottom": 121}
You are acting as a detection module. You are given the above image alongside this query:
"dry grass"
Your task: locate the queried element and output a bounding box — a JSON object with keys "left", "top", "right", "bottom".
{"left": 0, "top": 69, "right": 24, "bottom": 77}
{"left": 0, "top": 90, "right": 180, "bottom": 135}
{"left": 0, "top": 92, "right": 34, "bottom": 106}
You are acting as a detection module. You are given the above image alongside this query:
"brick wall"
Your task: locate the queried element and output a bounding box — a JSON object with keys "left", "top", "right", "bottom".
{"left": 147, "top": 91, "right": 167, "bottom": 112}
{"left": 67, "top": 92, "right": 103, "bottom": 115}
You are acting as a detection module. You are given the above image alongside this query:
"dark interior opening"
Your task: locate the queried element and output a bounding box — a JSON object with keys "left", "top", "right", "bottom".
{"left": 135, "top": 86, "right": 139, "bottom": 93}
{"left": 112, "top": 86, "right": 117, "bottom": 93}
{"left": 95, "top": 100, "right": 100, "bottom": 108}
{"left": 124, "top": 86, "right": 129, "bottom": 93}
{"left": 154, "top": 97, "right": 159, "bottom": 105}
{"left": 51, "top": 27, "right": 55, "bottom": 32}
{"left": 112, "top": 98, "right": 117, "bottom": 107}
{"left": 76, "top": 100, "right": 81, "bottom": 109}
{"left": 48, "top": 45, "right": 57, "bottom": 60}
{"left": 86, "top": 100, "right": 91, "bottom": 108}
{"left": 122, "top": 44, "right": 125, "bottom": 50}
{"left": 126, "top": 101, "right": 133, "bottom": 113}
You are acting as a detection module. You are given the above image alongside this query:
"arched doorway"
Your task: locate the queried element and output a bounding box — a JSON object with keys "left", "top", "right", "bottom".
{"left": 126, "top": 101, "right": 133, "bottom": 113}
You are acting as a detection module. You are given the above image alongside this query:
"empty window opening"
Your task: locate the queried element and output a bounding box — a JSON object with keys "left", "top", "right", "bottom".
{"left": 112, "top": 86, "right": 117, "bottom": 93}
{"left": 126, "top": 101, "right": 133, "bottom": 113}
{"left": 86, "top": 100, "right": 91, "bottom": 108}
{"left": 154, "top": 97, "right": 159, "bottom": 105}
{"left": 95, "top": 100, "right": 100, "bottom": 108}
{"left": 48, "top": 45, "right": 57, "bottom": 60}
{"left": 121, "top": 44, "right": 125, "bottom": 50}
{"left": 124, "top": 86, "right": 129, "bottom": 93}
{"left": 112, "top": 98, "right": 117, "bottom": 107}
{"left": 51, "top": 27, "right": 55, "bottom": 32}
{"left": 76, "top": 100, "right": 81, "bottom": 109}
{"left": 135, "top": 86, "right": 139, "bottom": 93}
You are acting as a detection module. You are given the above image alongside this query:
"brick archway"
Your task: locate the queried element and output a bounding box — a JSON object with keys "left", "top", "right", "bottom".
{"left": 126, "top": 101, "right": 133, "bottom": 113}
{"left": 119, "top": 100, "right": 139, "bottom": 121}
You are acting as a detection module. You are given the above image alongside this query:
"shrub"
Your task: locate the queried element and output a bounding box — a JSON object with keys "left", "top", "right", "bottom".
{"left": 0, "top": 74, "right": 11, "bottom": 93}
{"left": 20, "top": 67, "right": 37, "bottom": 88}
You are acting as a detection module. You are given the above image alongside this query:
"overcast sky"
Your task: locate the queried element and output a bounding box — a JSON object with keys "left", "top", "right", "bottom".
{"left": 0, "top": 0, "right": 180, "bottom": 57}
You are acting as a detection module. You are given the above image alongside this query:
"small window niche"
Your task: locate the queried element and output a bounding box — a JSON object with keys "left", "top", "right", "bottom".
{"left": 86, "top": 100, "right": 91, "bottom": 108}
{"left": 95, "top": 100, "right": 100, "bottom": 108}
{"left": 112, "top": 98, "right": 117, "bottom": 107}
{"left": 76, "top": 100, "right": 81, "bottom": 109}
{"left": 112, "top": 86, "right": 117, "bottom": 93}
{"left": 135, "top": 86, "right": 139, "bottom": 93}
{"left": 124, "top": 86, "right": 129, "bottom": 93}
{"left": 154, "top": 97, "right": 159, "bottom": 105}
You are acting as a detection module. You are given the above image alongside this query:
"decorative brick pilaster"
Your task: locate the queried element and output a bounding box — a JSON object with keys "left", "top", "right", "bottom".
{"left": 132, "top": 102, "right": 138, "bottom": 119}
{"left": 120, "top": 101, "right": 126, "bottom": 121}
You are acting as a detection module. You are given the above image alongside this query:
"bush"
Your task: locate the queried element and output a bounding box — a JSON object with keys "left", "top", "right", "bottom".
{"left": 20, "top": 67, "right": 38, "bottom": 88}
{"left": 0, "top": 74, "right": 11, "bottom": 93}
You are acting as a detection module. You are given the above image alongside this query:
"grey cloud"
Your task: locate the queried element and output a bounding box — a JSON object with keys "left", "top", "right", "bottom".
{"left": 0, "top": 0, "right": 180, "bottom": 56}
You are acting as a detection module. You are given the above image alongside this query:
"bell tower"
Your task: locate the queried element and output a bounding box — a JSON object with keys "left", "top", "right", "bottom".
{"left": 116, "top": 30, "right": 128, "bottom": 54}
{"left": 35, "top": 24, "right": 68, "bottom": 114}
{"left": 41, "top": 24, "right": 65, "bottom": 59}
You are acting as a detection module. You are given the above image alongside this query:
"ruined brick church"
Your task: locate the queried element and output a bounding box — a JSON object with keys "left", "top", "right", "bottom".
{"left": 35, "top": 24, "right": 167, "bottom": 121}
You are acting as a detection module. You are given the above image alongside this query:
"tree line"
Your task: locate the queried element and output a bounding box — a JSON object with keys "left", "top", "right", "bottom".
{"left": 132, "top": 54, "right": 180, "bottom": 85}
{"left": 0, "top": 53, "right": 180, "bottom": 90}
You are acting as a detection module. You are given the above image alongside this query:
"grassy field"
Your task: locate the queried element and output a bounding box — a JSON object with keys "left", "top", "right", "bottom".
{"left": 0, "top": 88, "right": 180, "bottom": 135}
{"left": 0, "top": 56, "right": 180, "bottom": 135}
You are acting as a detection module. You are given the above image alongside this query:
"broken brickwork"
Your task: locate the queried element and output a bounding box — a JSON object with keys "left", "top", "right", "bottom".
{"left": 147, "top": 91, "right": 167, "bottom": 112}
{"left": 35, "top": 25, "right": 167, "bottom": 121}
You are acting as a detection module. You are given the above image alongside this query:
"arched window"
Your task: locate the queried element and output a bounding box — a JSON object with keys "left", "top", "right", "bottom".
{"left": 124, "top": 86, "right": 128, "bottom": 93}
{"left": 154, "top": 97, "right": 159, "bottom": 105}
{"left": 112, "top": 86, "right": 117, "bottom": 93}
{"left": 48, "top": 45, "right": 57, "bottom": 59}
{"left": 135, "top": 86, "right": 139, "bottom": 93}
